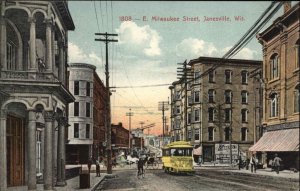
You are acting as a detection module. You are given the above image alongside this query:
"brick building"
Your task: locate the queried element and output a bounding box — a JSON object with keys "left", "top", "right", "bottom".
{"left": 93, "top": 71, "right": 107, "bottom": 161}
{"left": 250, "top": 2, "right": 299, "bottom": 170}
{"left": 111, "top": 123, "right": 129, "bottom": 156}
{"left": 170, "top": 57, "right": 262, "bottom": 163}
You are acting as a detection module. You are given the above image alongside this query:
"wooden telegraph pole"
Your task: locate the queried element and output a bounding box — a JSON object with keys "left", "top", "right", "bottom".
{"left": 95, "top": 32, "right": 118, "bottom": 174}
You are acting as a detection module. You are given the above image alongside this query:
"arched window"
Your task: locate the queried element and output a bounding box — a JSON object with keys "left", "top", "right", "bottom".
{"left": 294, "top": 84, "right": 299, "bottom": 113}
{"left": 241, "top": 70, "right": 248, "bottom": 84}
{"left": 241, "top": 127, "right": 248, "bottom": 141}
{"left": 241, "top": 109, "right": 248, "bottom": 122}
{"left": 270, "top": 54, "right": 279, "bottom": 79}
{"left": 208, "top": 127, "right": 214, "bottom": 141}
{"left": 270, "top": 93, "right": 279, "bottom": 117}
{"left": 241, "top": 91, "right": 248, "bottom": 104}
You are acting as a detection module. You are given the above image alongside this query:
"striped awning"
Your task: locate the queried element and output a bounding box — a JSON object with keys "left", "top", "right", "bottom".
{"left": 249, "top": 128, "right": 299, "bottom": 152}
{"left": 193, "top": 146, "right": 202, "bottom": 155}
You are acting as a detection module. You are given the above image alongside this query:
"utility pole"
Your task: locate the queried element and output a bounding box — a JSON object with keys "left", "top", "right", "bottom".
{"left": 126, "top": 108, "right": 134, "bottom": 154}
{"left": 158, "top": 101, "right": 169, "bottom": 146}
{"left": 177, "top": 60, "right": 192, "bottom": 141}
{"left": 95, "top": 32, "right": 118, "bottom": 174}
{"left": 139, "top": 121, "right": 145, "bottom": 151}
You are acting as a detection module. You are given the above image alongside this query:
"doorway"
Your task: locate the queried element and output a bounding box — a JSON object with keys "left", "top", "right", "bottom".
{"left": 6, "top": 114, "right": 25, "bottom": 187}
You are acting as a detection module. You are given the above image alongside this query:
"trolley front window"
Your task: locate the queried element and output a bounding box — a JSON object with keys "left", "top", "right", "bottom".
{"left": 171, "top": 148, "right": 193, "bottom": 156}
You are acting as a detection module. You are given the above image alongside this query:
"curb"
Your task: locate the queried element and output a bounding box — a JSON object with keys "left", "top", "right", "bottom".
{"left": 90, "top": 174, "right": 117, "bottom": 191}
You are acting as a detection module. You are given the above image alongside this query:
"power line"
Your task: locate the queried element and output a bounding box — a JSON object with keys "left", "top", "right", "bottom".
{"left": 112, "top": 83, "right": 172, "bottom": 88}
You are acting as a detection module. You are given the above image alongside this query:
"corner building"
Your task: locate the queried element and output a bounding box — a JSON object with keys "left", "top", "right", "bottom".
{"left": 250, "top": 2, "right": 299, "bottom": 170}
{"left": 66, "top": 63, "right": 95, "bottom": 164}
{"left": 0, "top": 0, "right": 75, "bottom": 190}
{"left": 170, "top": 57, "right": 262, "bottom": 163}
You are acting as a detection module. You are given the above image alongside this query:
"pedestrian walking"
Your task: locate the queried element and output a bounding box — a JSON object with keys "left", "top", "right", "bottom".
{"left": 273, "top": 153, "right": 282, "bottom": 174}
{"left": 238, "top": 156, "right": 242, "bottom": 170}
{"left": 96, "top": 160, "right": 101, "bottom": 177}
{"left": 250, "top": 154, "right": 257, "bottom": 173}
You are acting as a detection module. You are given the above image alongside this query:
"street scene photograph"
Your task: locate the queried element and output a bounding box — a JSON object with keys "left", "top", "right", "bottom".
{"left": 0, "top": 1, "right": 299, "bottom": 191}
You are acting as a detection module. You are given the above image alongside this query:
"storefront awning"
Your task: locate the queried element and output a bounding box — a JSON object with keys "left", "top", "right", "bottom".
{"left": 193, "top": 146, "right": 202, "bottom": 155}
{"left": 249, "top": 128, "right": 299, "bottom": 152}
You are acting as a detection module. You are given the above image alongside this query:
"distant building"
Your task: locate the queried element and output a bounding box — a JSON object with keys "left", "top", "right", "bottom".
{"left": 250, "top": 2, "right": 299, "bottom": 170}
{"left": 66, "top": 63, "right": 95, "bottom": 164}
{"left": 111, "top": 123, "right": 129, "bottom": 156}
{"left": 170, "top": 57, "right": 262, "bottom": 163}
{"left": 0, "top": 1, "right": 75, "bottom": 190}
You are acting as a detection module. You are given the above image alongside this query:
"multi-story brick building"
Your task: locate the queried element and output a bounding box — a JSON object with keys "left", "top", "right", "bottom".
{"left": 0, "top": 1, "right": 75, "bottom": 189}
{"left": 170, "top": 57, "right": 262, "bottom": 163}
{"left": 93, "top": 71, "right": 107, "bottom": 161}
{"left": 66, "top": 63, "right": 95, "bottom": 164}
{"left": 250, "top": 2, "right": 299, "bottom": 170}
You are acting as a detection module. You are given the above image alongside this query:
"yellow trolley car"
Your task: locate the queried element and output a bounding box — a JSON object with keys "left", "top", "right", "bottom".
{"left": 162, "top": 141, "right": 194, "bottom": 174}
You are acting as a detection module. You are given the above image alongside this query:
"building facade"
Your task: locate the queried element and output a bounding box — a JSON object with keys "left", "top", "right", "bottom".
{"left": 66, "top": 63, "right": 95, "bottom": 164}
{"left": 111, "top": 123, "right": 129, "bottom": 156}
{"left": 250, "top": 2, "right": 299, "bottom": 170}
{"left": 0, "top": 0, "right": 75, "bottom": 190}
{"left": 170, "top": 57, "right": 262, "bottom": 163}
{"left": 93, "top": 71, "right": 107, "bottom": 161}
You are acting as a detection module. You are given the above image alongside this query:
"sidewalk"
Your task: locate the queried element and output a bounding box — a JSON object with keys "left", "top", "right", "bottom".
{"left": 37, "top": 172, "right": 106, "bottom": 191}
{"left": 193, "top": 163, "right": 299, "bottom": 180}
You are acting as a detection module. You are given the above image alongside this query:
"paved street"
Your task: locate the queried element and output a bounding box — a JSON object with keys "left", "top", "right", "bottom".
{"left": 96, "top": 167, "right": 299, "bottom": 191}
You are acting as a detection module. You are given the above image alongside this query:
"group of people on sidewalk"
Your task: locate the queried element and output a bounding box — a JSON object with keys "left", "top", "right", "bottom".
{"left": 239, "top": 153, "right": 282, "bottom": 174}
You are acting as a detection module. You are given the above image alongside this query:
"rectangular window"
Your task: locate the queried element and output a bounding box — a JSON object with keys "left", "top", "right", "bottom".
{"left": 74, "top": 102, "right": 79, "bottom": 116}
{"left": 208, "top": 128, "right": 214, "bottom": 141}
{"left": 6, "top": 42, "right": 17, "bottom": 70}
{"left": 225, "top": 70, "right": 232, "bottom": 84}
{"left": 241, "top": 71, "right": 248, "bottom": 84}
{"left": 208, "top": 108, "right": 214, "bottom": 122}
{"left": 86, "top": 82, "right": 90, "bottom": 96}
{"left": 176, "top": 106, "right": 181, "bottom": 114}
{"left": 242, "top": 91, "right": 248, "bottom": 104}
{"left": 241, "top": 128, "right": 247, "bottom": 141}
{"left": 194, "top": 71, "right": 200, "bottom": 84}
{"left": 194, "top": 130, "right": 200, "bottom": 140}
{"left": 194, "top": 91, "right": 200, "bottom": 103}
{"left": 187, "top": 112, "right": 191, "bottom": 124}
{"left": 176, "top": 91, "right": 181, "bottom": 100}
{"left": 208, "top": 90, "right": 214, "bottom": 103}
{"left": 86, "top": 102, "right": 91, "bottom": 117}
{"left": 86, "top": 124, "right": 90, "bottom": 138}
{"left": 175, "top": 118, "right": 180, "bottom": 129}
{"left": 225, "top": 91, "right": 232, "bottom": 104}
{"left": 194, "top": 109, "right": 200, "bottom": 122}
{"left": 74, "top": 123, "right": 79, "bottom": 138}
{"left": 225, "top": 109, "right": 231, "bottom": 123}
{"left": 208, "top": 70, "right": 215, "bottom": 83}
{"left": 188, "top": 96, "right": 192, "bottom": 106}
{"left": 188, "top": 130, "right": 192, "bottom": 141}
{"left": 74, "top": 81, "right": 79, "bottom": 95}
